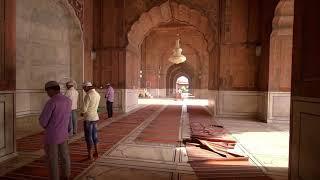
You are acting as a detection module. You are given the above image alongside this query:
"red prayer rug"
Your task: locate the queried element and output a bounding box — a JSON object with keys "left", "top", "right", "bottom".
{"left": 135, "top": 105, "right": 182, "bottom": 144}
{"left": 1, "top": 105, "right": 162, "bottom": 180}
{"left": 186, "top": 106, "right": 272, "bottom": 180}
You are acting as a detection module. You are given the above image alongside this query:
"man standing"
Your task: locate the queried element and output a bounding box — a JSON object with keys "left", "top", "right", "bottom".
{"left": 39, "top": 81, "right": 71, "bottom": 180}
{"left": 65, "top": 81, "right": 79, "bottom": 136}
{"left": 105, "top": 83, "right": 114, "bottom": 118}
{"left": 81, "top": 81, "right": 100, "bottom": 160}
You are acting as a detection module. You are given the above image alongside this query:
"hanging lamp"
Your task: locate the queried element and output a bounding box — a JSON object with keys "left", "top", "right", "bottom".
{"left": 168, "top": 35, "right": 186, "bottom": 64}
{"left": 168, "top": 0, "right": 186, "bottom": 64}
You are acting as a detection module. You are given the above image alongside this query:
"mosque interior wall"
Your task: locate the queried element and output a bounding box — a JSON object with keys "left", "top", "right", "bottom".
{"left": 0, "top": 0, "right": 16, "bottom": 162}
{"left": 15, "top": 0, "right": 83, "bottom": 119}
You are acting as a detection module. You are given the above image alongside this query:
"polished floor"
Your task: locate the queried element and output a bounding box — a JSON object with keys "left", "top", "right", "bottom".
{"left": 217, "top": 118, "right": 289, "bottom": 180}
{"left": 82, "top": 99, "right": 289, "bottom": 180}
{"left": 0, "top": 99, "right": 289, "bottom": 180}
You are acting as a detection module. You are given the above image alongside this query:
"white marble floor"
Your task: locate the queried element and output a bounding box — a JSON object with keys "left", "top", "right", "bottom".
{"left": 138, "top": 98, "right": 208, "bottom": 106}
{"left": 4, "top": 99, "right": 290, "bottom": 180}
{"left": 77, "top": 99, "right": 290, "bottom": 180}
{"left": 78, "top": 104, "right": 197, "bottom": 180}
{"left": 217, "top": 118, "right": 289, "bottom": 180}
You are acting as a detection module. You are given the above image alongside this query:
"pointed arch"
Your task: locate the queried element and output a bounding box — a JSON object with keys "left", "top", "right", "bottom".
{"left": 126, "top": 1, "right": 215, "bottom": 55}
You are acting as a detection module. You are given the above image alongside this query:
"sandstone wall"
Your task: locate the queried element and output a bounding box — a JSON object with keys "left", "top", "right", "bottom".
{"left": 0, "top": 0, "right": 16, "bottom": 162}
{"left": 16, "top": 0, "right": 83, "bottom": 117}
{"left": 218, "top": 0, "right": 260, "bottom": 91}
{"left": 140, "top": 27, "right": 209, "bottom": 98}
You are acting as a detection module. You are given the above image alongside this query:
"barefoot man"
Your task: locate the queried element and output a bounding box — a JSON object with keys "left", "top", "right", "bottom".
{"left": 81, "top": 81, "right": 100, "bottom": 160}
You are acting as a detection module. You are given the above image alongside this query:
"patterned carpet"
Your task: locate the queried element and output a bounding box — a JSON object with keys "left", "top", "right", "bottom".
{"left": 186, "top": 106, "right": 272, "bottom": 180}
{"left": 1, "top": 105, "right": 162, "bottom": 180}
{"left": 135, "top": 105, "right": 182, "bottom": 144}
{"left": 16, "top": 113, "right": 110, "bottom": 153}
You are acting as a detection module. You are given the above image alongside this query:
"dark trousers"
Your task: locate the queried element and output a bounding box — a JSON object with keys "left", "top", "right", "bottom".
{"left": 107, "top": 101, "right": 113, "bottom": 118}
{"left": 45, "top": 141, "right": 70, "bottom": 180}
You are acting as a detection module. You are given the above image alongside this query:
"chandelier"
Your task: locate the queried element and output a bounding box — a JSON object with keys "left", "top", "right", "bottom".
{"left": 168, "top": 35, "right": 186, "bottom": 64}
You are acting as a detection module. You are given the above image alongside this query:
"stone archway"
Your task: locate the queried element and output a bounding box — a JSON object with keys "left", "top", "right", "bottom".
{"left": 124, "top": 0, "right": 215, "bottom": 111}
{"left": 65, "top": 0, "right": 83, "bottom": 30}
{"left": 138, "top": 25, "right": 209, "bottom": 98}
{"left": 166, "top": 63, "right": 195, "bottom": 97}
{"left": 126, "top": 1, "right": 215, "bottom": 55}
{"left": 173, "top": 73, "right": 192, "bottom": 96}
{"left": 265, "top": 0, "right": 294, "bottom": 123}
{"left": 160, "top": 42, "right": 204, "bottom": 78}
{"left": 125, "top": 0, "right": 215, "bottom": 88}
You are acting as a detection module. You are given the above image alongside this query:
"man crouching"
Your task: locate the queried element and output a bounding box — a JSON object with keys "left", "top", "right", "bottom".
{"left": 81, "top": 81, "right": 101, "bottom": 160}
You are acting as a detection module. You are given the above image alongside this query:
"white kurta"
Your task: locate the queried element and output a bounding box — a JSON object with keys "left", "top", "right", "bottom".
{"left": 65, "top": 87, "right": 79, "bottom": 110}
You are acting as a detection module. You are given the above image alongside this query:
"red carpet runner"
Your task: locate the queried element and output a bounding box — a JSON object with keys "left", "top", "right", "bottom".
{"left": 135, "top": 105, "right": 182, "bottom": 144}
{"left": 16, "top": 113, "right": 110, "bottom": 153}
{"left": 1, "top": 105, "right": 161, "bottom": 180}
{"left": 186, "top": 106, "right": 271, "bottom": 180}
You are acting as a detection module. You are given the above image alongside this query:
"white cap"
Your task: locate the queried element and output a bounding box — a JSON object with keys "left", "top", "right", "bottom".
{"left": 66, "top": 81, "right": 74, "bottom": 86}
{"left": 83, "top": 81, "right": 93, "bottom": 87}
{"left": 106, "top": 83, "right": 111, "bottom": 86}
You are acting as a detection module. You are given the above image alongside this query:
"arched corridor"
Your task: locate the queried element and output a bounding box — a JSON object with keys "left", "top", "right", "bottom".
{"left": 0, "top": 100, "right": 288, "bottom": 180}
{"left": 166, "top": 63, "right": 195, "bottom": 98}
{"left": 2, "top": 0, "right": 320, "bottom": 180}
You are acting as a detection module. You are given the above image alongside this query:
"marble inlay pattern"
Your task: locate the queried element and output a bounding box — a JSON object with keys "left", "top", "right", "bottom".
{"left": 0, "top": 154, "right": 41, "bottom": 176}
{"left": 79, "top": 104, "right": 196, "bottom": 179}
{"left": 1, "top": 99, "right": 288, "bottom": 180}
{"left": 109, "top": 145, "right": 176, "bottom": 162}
{"left": 80, "top": 100, "right": 288, "bottom": 180}
{"left": 79, "top": 165, "right": 174, "bottom": 180}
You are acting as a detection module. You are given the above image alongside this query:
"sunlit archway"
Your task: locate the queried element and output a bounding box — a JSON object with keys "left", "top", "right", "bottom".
{"left": 176, "top": 75, "right": 189, "bottom": 98}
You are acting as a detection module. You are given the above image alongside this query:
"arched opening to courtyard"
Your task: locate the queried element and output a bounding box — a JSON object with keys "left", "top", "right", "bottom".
{"left": 176, "top": 75, "right": 189, "bottom": 98}
{"left": 125, "top": 1, "right": 213, "bottom": 110}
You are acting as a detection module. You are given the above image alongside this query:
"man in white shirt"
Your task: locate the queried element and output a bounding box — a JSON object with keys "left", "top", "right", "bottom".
{"left": 65, "top": 81, "right": 79, "bottom": 136}
{"left": 81, "top": 81, "right": 100, "bottom": 160}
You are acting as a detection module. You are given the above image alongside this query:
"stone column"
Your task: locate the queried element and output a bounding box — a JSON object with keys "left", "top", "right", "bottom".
{"left": 0, "top": 0, "right": 16, "bottom": 162}
{"left": 265, "top": 0, "right": 294, "bottom": 123}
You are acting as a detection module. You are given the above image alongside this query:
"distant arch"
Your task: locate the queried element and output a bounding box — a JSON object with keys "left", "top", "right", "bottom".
{"left": 166, "top": 63, "right": 195, "bottom": 96}
{"left": 126, "top": 1, "right": 215, "bottom": 55}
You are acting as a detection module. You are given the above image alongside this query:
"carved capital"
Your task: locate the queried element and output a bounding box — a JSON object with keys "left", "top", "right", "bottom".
{"left": 67, "top": 0, "right": 83, "bottom": 28}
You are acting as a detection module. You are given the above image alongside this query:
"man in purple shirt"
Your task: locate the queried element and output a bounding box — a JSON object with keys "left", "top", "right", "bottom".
{"left": 105, "top": 83, "right": 114, "bottom": 118}
{"left": 39, "top": 81, "right": 71, "bottom": 180}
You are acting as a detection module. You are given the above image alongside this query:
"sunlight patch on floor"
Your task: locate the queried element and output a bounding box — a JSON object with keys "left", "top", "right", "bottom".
{"left": 232, "top": 131, "right": 289, "bottom": 168}
{"left": 218, "top": 119, "right": 289, "bottom": 178}
{"left": 138, "top": 98, "right": 208, "bottom": 106}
